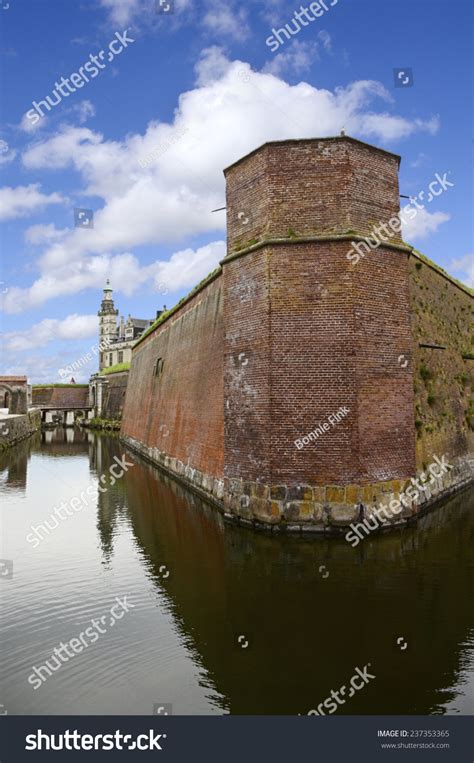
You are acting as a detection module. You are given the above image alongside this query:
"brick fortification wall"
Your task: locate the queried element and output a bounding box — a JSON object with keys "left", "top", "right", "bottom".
{"left": 101, "top": 371, "right": 130, "bottom": 420}
{"left": 121, "top": 275, "right": 225, "bottom": 502}
{"left": 32, "top": 385, "right": 89, "bottom": 409}
{"left": 409, "top": 254, "right": 473, "bottom": 470}
{"left": 222, "top": 138, "right": 416, "bottom": 527}
{"left": 121, "top": 137, "right": 473, "bottom": 534}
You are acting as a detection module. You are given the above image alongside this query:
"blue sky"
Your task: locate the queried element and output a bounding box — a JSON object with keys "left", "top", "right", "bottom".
{"left": 0, "top": 0, "right": 472, "bottom": 382}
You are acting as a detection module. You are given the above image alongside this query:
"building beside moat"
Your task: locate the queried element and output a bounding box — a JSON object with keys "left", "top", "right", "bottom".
{"left": 118, "top": 135, "right": 473, "bottom": 534}
{"left": 97, "top": 280, "right": 162, "bottom": 371}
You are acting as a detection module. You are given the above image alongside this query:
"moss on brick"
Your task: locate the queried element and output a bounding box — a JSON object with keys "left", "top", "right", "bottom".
{"left": 409, "top": 251, "right": 473, "bottom": 469}
{"left": 32, "top": 383, "right": 88, "bottom": 388}
{"left": 101, "top": 362, "right": 130, "bottom": 375}
{"left": 134, "top": 266, "right": 222, "bottom": 348}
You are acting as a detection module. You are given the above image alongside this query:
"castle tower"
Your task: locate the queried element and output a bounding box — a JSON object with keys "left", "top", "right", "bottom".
{"left": 98, "top": 279, "right": 118, "bottom": 370}
{"left": 222, "top": 136, "right": 416, "bottom": 519}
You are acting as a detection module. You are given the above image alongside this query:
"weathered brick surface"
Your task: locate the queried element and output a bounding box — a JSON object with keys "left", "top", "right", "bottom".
{"left": 102, "top": 372, "right": 129, "bottom": 420}
{"left": 223, "top": 250, "right": 271, "bottom": 482}
{"left": 224, "top": 138, "right": 414, "bottom": 487}
{"left": 120, "top": 137, "right": 472, "bottom": 532}
{"left": 121, "top": 276, "right": 224, "bottom": 478}
{"left": 32, "top": 386, "right": 89, "bottom": 408}
{"left": 222, "top": 239, "right": 415, "bottom": 485}
{"left": 408, "top": 255, "right": 473, "bottom": 467}
{"left": 353, "top": 244, "right": 415, "bottom": 481}
{"left": 224, "top": 137, "right": 401, "bottom": 252}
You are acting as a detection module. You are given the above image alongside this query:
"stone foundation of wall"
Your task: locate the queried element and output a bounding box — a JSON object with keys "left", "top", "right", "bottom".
{"left": 122, "top": 433, "right": 472, "bottom": 535}
{"left": 121, "top": 434, "right": 225, "bottom": 505}
{"left": 0, "top": 410, "right": 42, "bottom": 450}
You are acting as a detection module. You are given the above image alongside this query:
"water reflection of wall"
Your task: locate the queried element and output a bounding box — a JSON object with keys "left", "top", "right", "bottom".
{"left": 90, "top": 433, "right": 134, "bottom": 562}
{"left": 40, "top": 425, "right": 90, "bottom": 454}
{"left": 0, "top": 432, "right": 41, "bottom": 491}
{"left": 0, "top": 427, "right": 92, "bottom": 493}
{"left": 96, "top": 437, "right": 474, "bottom": 715}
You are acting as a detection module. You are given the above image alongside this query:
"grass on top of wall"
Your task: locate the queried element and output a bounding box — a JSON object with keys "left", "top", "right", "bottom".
{"left": 135, "top": 266, "right": 222, "bottom": 348}
{"left": 32, "top": 383, "right": 89, "bottom": 388}
{"left": 410, "top": 249, "right": 473, "bottom": 296}
{"left": 101, "top": 362, "right": 131, "bottom": 375}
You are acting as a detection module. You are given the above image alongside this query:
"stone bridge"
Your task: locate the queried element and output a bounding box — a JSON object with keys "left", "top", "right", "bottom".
{"left": 31, "top": 385, "right": 92, "bottom": 426}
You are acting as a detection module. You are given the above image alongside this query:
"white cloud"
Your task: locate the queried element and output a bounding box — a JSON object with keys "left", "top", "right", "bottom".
{"left": 0, "top": 140, "right": 17, "bottom": 165}
{"left": 1, "top": 254, "right": 146, "bottom": 314}
{"left": 410, "top": 152, "right": 429, "bottom": 168}
{"left": 152, "top": 240, "right": 225, "bottom": 292}
{"left": 20, "top": 110, "right": 47, "bottom": 133}
{"left": 194, "top": 45, "right": 232, "bottom": 86}
{"left": 22, "top": 126, "right": 103, "bottom": 170}
{"left": 259, "top": 0, "right": 287, "bottom": 26}
{"left": 0, "top": 346, "right": 103, "bottom": 383}
{"left": 401, "top": 207, "right": 450, "bottom": 242}
{"left": 3, "top": 314, "right": 98, "bottom": 352}
{"left": 99, "top": 0, "right": 193, "bottom": 27}
{"left": 0, "top": 352, "right": 83, "bottom": 385}
{"left": 12, "top": 48, "right": 440, "bottom": 312}
{"left": 25, "top": 223, "right": 69, "bottom": 245}
{"left": 262, "top": 40, "right": 320, "bottom": 77}
{"left": 349, "top": 112, "right": 439, "bottom": 142}
{"left": 1, "top": 241, "right": 226, "bottom": 314}
{"left": 73, "top": 100, "right": 96, "bottom": 124}
{"left": 99, "top": 0, "right": 141, "bottom": 26}
{"left": 261, "top": 31, "right": 335, "bottom": 77}
{"left": 19, "top": 101, "right": 94, "bottom": 136}
{"left": 202, "top": 0, "right": 250, "bottom": 41}
{"left": 449, "top": 254, "right": 474, "bottom": 287}
{"left": 318, "top": 30, "right": 332, "bottom": 52}
{"left": 0, "top": 183, "right": 65, "bottom": 221}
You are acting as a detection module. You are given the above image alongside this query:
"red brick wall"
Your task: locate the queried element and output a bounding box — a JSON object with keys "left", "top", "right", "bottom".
{"left": 353, "top": 245, "right": 415, "bottom": 481}
{"left": 268, "top": 241, "right": 358, "bottom": 485}
{"left": 409, "top": 255, "right": 473, "bottom": 467}
{"left": 122, "top": 138, "right": 421, "bottom": 500}
{"left": 223, "top": 137, "right": 415, "bottom": 487}
{"left": 32, "top": 386, "right": 89, "bottom": 408}
{"left": 225, "top": 147, "right": 269, "bottom": 253}
{"left": 121, "top": 276, "right": 224, "bottom": 478}
{"left": 222, "top": 240, "right": 415, "bottom": 486}
{"left": 102, "top": 371, "right": 129, "bottom": 420}
{"left": 223, "top": 250, "right": 271, "bottom": 482}
{"left": 224, "top": 137, "right": 402, "bottom": 248}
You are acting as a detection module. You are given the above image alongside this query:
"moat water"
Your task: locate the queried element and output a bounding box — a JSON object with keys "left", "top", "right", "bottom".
{"left": 1, "top": 429, "right": 473, "bottom": 716}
